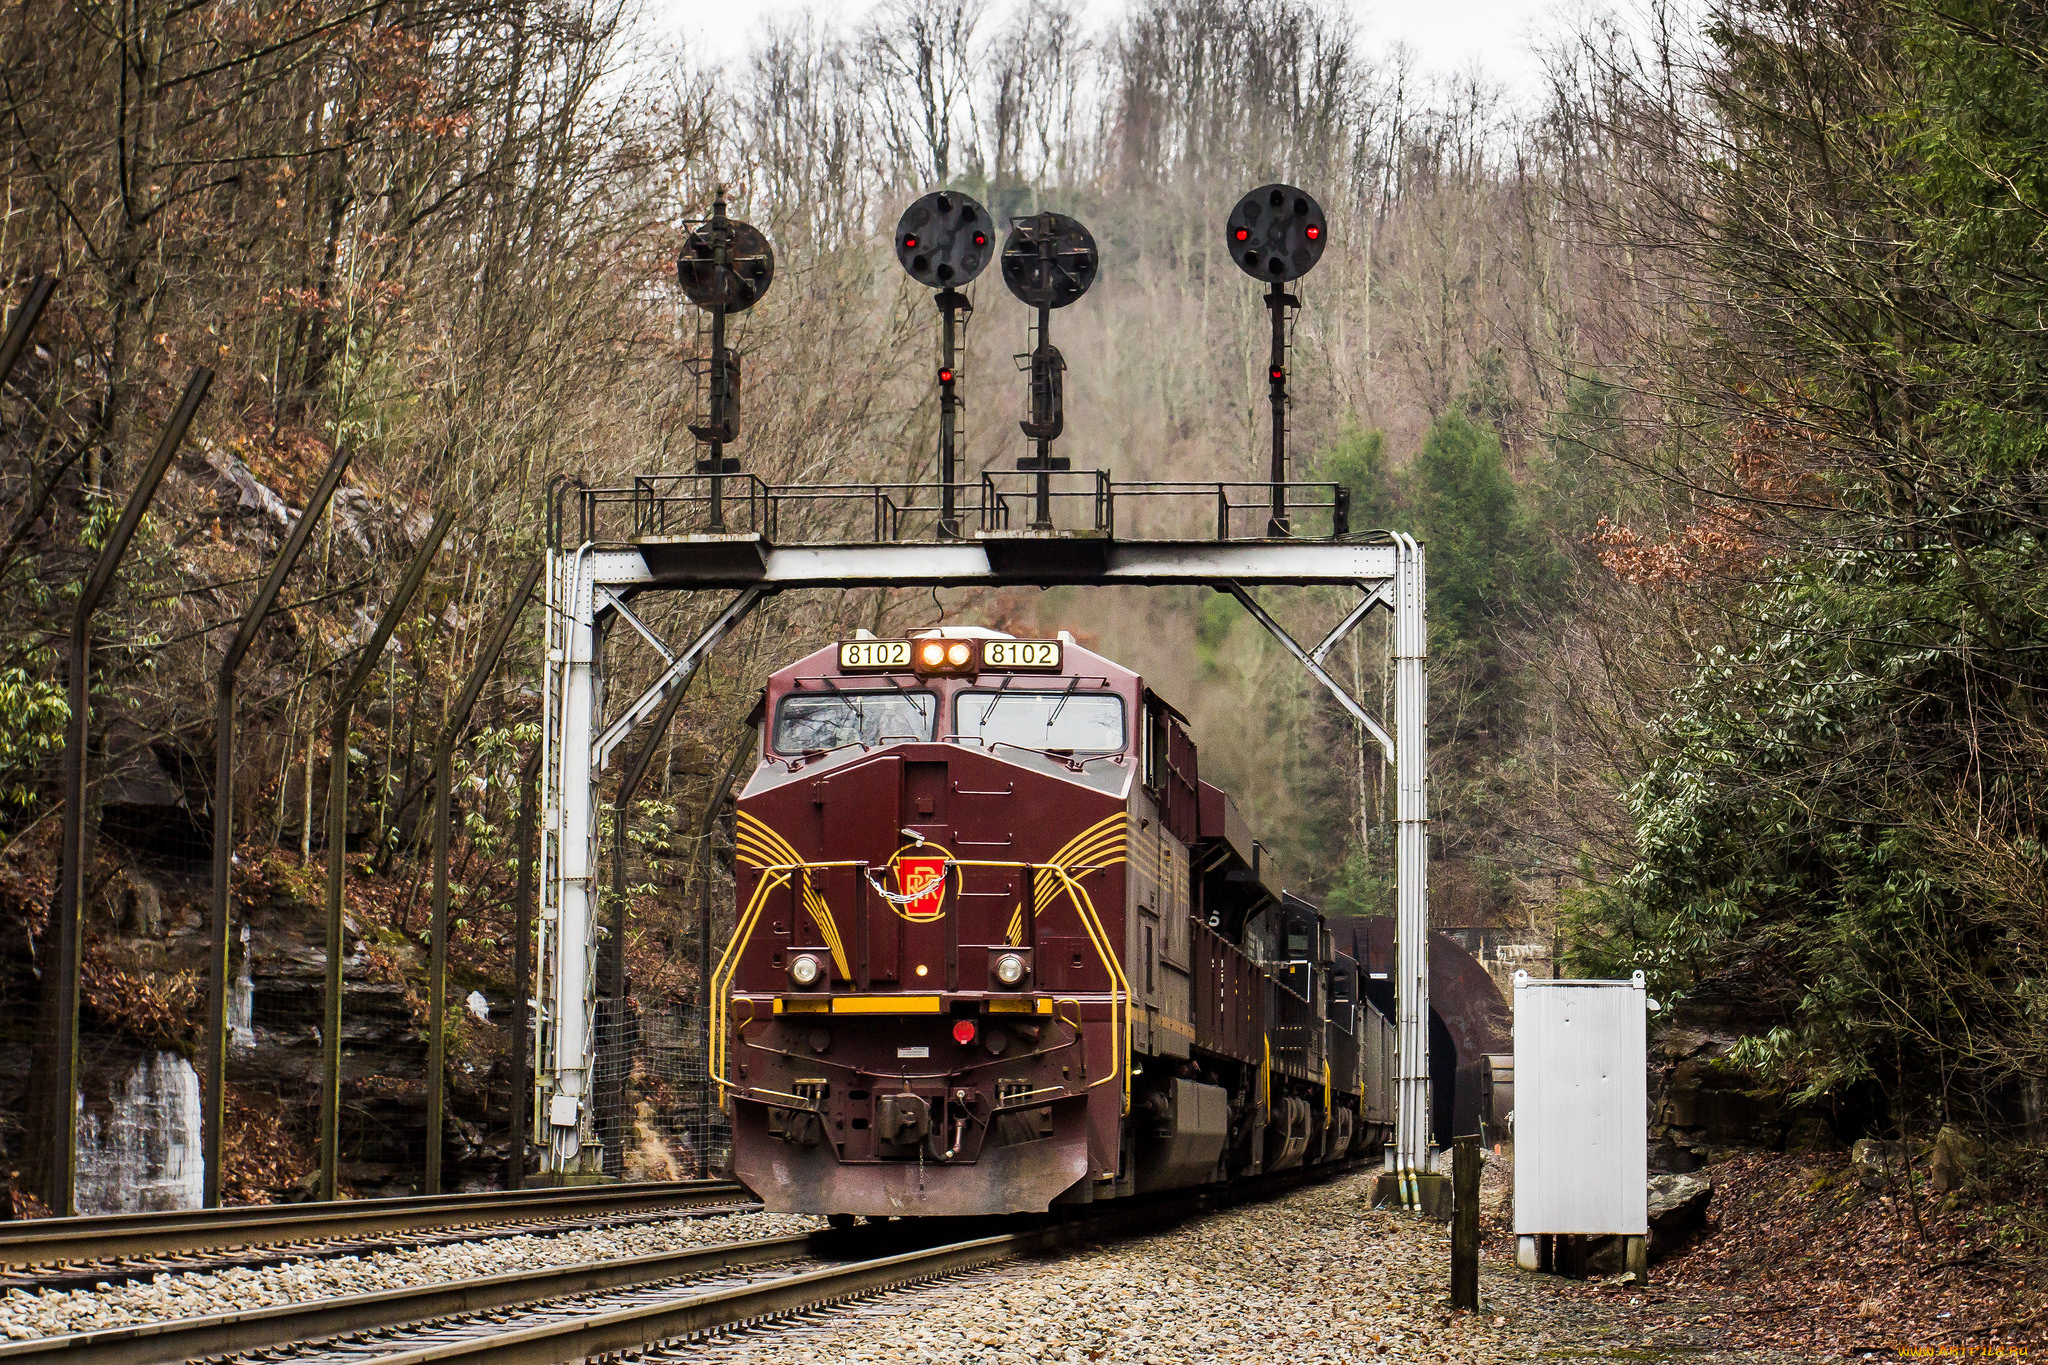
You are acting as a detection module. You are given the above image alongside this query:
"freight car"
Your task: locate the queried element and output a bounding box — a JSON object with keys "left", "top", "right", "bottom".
{"left": 716, "top": 627, "right": 1395, "bottom": 1217}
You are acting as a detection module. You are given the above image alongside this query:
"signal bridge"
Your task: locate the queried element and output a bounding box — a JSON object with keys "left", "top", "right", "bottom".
{"left": 537, "top": 470, "right": 1434, "bottom": 1185}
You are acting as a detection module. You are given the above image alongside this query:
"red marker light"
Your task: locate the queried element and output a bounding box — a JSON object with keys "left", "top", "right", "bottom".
{"left": 952, "top": 1019, "right": 978, "bottom": 1045}
{"left": 938, "top": 367, "right": 954, "bottom": 384}
{"left": 1234, "top": 227, "right": 1249, "bottom": 242}
{"left": 903, "top": 234, "right": 918, "bottom": 249}
{"left": 1305, "top": 223, "right": 1322, "bottom": 241}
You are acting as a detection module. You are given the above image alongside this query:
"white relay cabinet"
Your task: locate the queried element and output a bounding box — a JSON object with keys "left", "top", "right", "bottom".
{"left": 1512, "top": 971, "right": 1649, "bottom": 1272}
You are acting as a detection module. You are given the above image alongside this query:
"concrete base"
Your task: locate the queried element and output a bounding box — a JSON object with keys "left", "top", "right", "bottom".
{"left": 1372, "top": 1170, "right": 1452, "bottom": 1220}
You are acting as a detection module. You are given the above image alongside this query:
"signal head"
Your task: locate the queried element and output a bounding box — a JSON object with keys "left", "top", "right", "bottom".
{"left": 895, "top": 191, "right": 995, "bottom": 288}
{"left": 678, "top": 204, "right": 776, "bottom": 312}
{"left": 1225, "top": 183, "right": 1327, "bottom": 283}
{"left": 1001, "top": 211, "right": 1098, "bottom": 309}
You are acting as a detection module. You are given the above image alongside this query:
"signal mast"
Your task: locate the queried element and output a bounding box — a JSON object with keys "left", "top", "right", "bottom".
{"left": 678, "top": 189, "right": 776, "bottom": 530}
{"left": 1226, "top": 184, "right": 1327, "bottom": 535}
{"left": 1001, "top": 210, "right": 1099, "bottom": 529}
{"left": 895, "top": 191, "right": 996, "bottom": 537}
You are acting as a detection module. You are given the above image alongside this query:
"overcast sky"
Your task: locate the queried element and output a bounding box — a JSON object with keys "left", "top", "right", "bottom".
{"left": 663, "top": 0, "right": 1569, "bottom": 104}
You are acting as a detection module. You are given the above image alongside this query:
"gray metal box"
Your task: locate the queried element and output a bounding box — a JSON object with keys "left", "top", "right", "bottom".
{"left": 1511, "top": 971, "right": 1647, "bottom": 1236}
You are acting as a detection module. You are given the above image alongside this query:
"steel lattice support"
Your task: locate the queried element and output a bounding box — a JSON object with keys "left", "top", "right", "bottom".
{"left": 532, "top": 535, "right": 1431, "bottom": 1183}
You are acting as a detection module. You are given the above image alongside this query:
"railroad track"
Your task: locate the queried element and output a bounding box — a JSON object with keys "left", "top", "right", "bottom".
{"left": 2, "top": 1164, "right": 1357, "bottom": 1365}
{"left": 0, "top": 1180, "right": 754, "bottom": 1287}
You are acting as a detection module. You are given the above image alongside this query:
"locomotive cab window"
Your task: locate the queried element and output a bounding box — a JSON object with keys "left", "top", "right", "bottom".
{"left": 955, "top": 689, "right": 1124, "bottom": 755}
{"left": 773, "top": 691, "right": 936, "bottom": 754}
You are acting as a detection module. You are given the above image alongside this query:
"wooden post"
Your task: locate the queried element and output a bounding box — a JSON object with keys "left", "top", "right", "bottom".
{"left": 1451, "top": 1134, "right": 1481, "bottom": 1310}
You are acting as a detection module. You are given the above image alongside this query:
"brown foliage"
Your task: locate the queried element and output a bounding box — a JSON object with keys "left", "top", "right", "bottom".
{"left": 222, "top": 1092, "right": 317, "bottom": 1204}
{"left": 79, "top": 944, "right": 201, "bottom": 1050}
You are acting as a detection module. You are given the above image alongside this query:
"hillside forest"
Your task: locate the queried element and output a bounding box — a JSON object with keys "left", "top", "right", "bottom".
{"left": 1, "top": 0, "right": 2046, "bottom": 1222}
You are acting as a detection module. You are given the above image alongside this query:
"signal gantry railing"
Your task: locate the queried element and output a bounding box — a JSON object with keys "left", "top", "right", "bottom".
{"left": 568, "top": 471, "right": 1352, "bottom": 547}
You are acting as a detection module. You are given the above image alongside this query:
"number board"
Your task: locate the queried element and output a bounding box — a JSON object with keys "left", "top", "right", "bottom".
{"left": 982, "top": 640, "right": 1062, "bottom": 671}
{"left": 839, "top": 640, "right": 912, "bottom": 671}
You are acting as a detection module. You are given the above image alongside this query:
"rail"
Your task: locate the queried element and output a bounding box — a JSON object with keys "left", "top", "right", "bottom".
{"left": 3, "top": 1164, "right": 1364, "bottom": 1365}
{"left": 0, "top": 1179, "right": 750, "bottom": 1269}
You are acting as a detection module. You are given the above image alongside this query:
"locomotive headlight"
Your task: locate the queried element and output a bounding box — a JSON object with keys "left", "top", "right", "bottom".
{"left": 788, "top": 954, "right": 823, "bottom": 987}
{"left": 994, "top": 952, "right": 1028, "bottom": 986}
{"left": 919, "top": 641, "right": 946, "bottom": 668}
{"left": 946, "top": 641, "right": 971, "bottom": 666}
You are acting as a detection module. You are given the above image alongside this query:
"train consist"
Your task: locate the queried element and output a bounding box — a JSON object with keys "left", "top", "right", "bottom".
{"left": 716, "top": 627, "right": 1395, "bottom": 1217}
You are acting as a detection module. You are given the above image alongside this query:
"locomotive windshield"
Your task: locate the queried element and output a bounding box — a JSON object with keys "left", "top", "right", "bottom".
{"left": 773, "top": 691, "right": 935, "bottom": 753}
{"left": 955, "top": 690, "right": 1125, "bottom": 754}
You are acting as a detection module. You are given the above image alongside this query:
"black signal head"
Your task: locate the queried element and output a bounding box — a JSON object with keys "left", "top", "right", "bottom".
{"left": 678, "top": 204, "right": 776, "bottom": 312}
{"left": 1001, "top": 211, "right": 1098, "bottom": 309}
{"left": 896, "top": 191, "right": 994, "bottom": 288}
{"left": 1227, "top": 184, "right": 1327, "bottom": 283}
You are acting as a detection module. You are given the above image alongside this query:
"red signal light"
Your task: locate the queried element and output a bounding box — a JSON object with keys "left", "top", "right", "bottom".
{"left": 973, "top": 232, "right": 987, "bottom": 246}
{"left": 1270, "top": 366, "right": 1285, "bottom": 382}
{"left": 952, "top": 1019, "right": 978, "bottom": 1045}
{"left": 1305, "top": 223, "right": 1321, "bottom": 241}
{"left": 1234, "top": 227, "right": 1249, "bottom": 242}
{"left": 938, "top": 367, "right": 954, "bottom": 384}
{"left": 903, "top": 234, "right": 919, "bottom": 249}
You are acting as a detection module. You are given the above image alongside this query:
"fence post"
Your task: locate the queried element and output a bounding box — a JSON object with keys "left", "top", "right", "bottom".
{"left": 425, "top": 557, "right": 542, "bottom": 1193}
{"left": 599, "top": 660, "right": 701, "bottom": 1176}
{"left": 206, "top": 437, "right": 363, "bottom": 1206}
{"left": 0, "top": 276, "right": 56, "bottom": 392}
{"left": 1451, "top": 1134, "right": 1481, "bottom": 1310}
{"left": 318, "top": 511, "right": 453, "bottom": 1200}
{"left": 507, "top": 745, "right": 541, "bottom": 1190}
{"left": 46, "top": 368, "right": 212, "bottom": 1215}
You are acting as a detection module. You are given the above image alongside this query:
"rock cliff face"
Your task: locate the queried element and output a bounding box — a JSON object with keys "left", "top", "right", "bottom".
{"left": 0, "top": 835, "right": 516, "bottom": 1210}
{"left": 1646, "top": 969, "right": 1848, "bottom": 1171}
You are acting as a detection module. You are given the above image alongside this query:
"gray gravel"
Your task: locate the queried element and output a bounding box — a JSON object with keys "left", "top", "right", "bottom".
{"left": 671, "top": 1169, "right": 1797, "bottom": 1364}
{"left": 0, "top": 1209, "right": 823, "bottom": 1341}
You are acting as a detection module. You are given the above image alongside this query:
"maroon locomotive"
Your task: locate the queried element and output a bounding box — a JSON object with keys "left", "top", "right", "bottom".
{"left": 717, "top": 627, "right": 1395, "bottom": 1217}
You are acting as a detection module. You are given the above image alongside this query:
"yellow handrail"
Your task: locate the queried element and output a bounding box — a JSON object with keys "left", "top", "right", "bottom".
{"left": 711, "top": 856, "right": 1135, "bottom": 1113}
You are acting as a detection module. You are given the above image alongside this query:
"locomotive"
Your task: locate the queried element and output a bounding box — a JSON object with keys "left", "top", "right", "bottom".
{"left": 717, "top": 626, "right": 1395, "bottom": 1217}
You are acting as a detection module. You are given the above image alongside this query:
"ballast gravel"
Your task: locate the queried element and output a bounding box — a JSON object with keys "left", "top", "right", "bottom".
{"left": 677, "top": 1169, "right": 1801, "bottom": 1364}
{"left": 0, "top": 1209, "right": 823, "bottom": 1341}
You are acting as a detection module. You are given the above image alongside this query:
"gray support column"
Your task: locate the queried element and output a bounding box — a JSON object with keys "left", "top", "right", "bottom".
{"left": 537, "top": 576, "right": 767, "bottom": 1175}
{"left": 1393, "top": 532, "right": 1431, "bottom": 1178}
